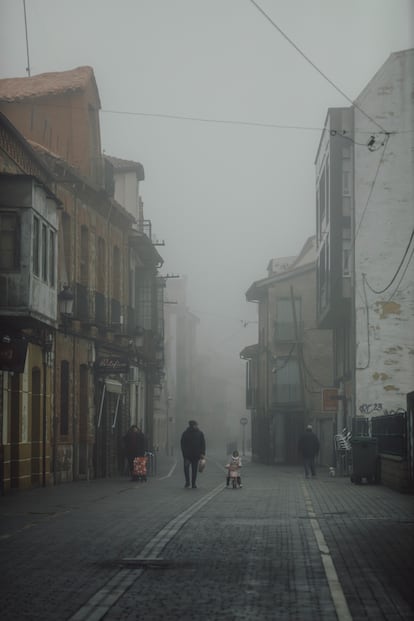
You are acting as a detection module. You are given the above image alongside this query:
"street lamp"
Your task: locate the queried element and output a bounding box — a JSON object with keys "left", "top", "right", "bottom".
{"left": 58, "top": 285, "right": 74, "bottom": 333}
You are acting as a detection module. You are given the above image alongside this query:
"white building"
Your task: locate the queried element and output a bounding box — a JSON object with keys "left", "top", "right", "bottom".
{"left": 353, "top": 49, "right": 414, "bottom": 415}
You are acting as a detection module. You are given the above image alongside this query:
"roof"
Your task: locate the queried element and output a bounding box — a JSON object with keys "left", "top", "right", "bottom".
{"left": 246, "top": 236, "right": 316, "bottom": 301}
{"left": 0, "top": 66, "right": 101, "bottom": 106}
{"left": 105, "top": 155, "right": 145, "bottom": 181}
{"left": 355, "top": 48, "right": 414, "bottom": 108}
{"left": 240, "top": 344, "right": 258, "bottom": 359}
{"left": 129, "top": 230, "right": 164, "bottom": 268}
{"left": 0, "top": 112, "right": 60, "bottom": 203}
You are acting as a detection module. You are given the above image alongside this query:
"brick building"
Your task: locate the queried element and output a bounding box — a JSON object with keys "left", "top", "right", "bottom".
{"left": 0, "top": 67, "right": 164, "bottom": 490}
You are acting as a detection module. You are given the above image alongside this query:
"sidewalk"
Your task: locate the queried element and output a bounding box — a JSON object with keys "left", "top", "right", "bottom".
{"left": 0, "top": 451, "right": 177, "bottom": 538}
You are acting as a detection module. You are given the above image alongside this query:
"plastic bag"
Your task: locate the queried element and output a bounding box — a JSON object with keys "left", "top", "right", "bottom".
{"left": 198, "top": 457, "right": 206, "bottom": 473}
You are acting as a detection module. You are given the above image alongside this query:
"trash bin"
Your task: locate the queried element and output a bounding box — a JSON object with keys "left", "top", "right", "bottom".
{"left": 350, "top": 436, "right": 378, "bottom": 484}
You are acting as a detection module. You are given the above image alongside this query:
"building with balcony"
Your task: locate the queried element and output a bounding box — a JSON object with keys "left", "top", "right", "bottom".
{"left": 0, "top": 112, "right": 61, "bottom": 492}
{"left": 0, "top": 67, "right": 165, "bottom": 488}
{"left": 243, "top": 237, "right": 334, "bottom": 465}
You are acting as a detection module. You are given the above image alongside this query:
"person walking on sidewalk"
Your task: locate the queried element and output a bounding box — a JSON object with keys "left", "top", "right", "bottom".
{"left": 298, "top": 424, "right": 320, "bottom": 478}
{"left": 180, "top": 420, "right": 206, "bottom": 489}
{"left": 123, "top": 425, "right": 147, "bottom": 478}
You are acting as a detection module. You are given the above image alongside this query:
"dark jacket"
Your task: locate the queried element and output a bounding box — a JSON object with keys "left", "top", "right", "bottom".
{"left": 181, "top": 426, "right": 206, "bottom": 460}
{"left": 124, "top": 429, "right": 147, "bottom": 458}
{"left": 298, "top": 430, "right": 320, "bottom": 458}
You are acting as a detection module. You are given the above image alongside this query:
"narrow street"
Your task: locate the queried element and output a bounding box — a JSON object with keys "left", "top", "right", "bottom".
{"left": 1, "top": 455, "right": 413, "bottom": 620}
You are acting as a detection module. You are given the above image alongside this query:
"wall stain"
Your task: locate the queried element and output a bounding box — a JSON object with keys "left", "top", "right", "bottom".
{"left": 384, "top": 385, "right": 398, "bottom": 392}
{"left": 375, "top": 301, "right": 401, "bottom": 318}
{"left": 372, "top": 372, "right": 390, "bottom": 381}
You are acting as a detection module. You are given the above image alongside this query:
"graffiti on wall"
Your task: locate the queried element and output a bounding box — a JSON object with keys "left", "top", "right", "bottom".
{"left": 359, "top": 403, "right": 383, "bottom": 414}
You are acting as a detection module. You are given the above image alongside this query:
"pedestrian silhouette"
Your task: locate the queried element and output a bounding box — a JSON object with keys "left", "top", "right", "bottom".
{"left": 298, "top": 424, "right": 320, "bottom": 478}
{"left": 180, "top": 420, "right": 205, "bottom": 489}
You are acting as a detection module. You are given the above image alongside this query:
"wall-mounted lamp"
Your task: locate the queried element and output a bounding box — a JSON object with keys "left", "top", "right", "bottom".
{"left": 58, "top": 285, "right": 74, "bottom": 333}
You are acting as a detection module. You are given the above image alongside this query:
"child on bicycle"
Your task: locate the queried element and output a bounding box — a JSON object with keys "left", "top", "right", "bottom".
{"left": 226, "top": 450, "right": 242, "bottom": 488}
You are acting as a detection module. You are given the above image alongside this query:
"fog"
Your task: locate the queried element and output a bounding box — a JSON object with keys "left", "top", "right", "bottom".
{"left": 1, "top": 0, "right": 413, "bottom": 395}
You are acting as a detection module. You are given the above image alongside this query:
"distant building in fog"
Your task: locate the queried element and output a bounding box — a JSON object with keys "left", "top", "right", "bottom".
{"left": 242, "top": 237, "right": 334, "bottom": 466}
{"left": 164, "top": 277, "right": 199, "bottom": 449}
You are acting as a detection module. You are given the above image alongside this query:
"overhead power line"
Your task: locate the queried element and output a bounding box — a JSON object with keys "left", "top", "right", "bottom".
{"left": 363, "top": 229, "right": 414, "bottom": 295}
{"left": 354, "top": 134, "right": 390, "bottom": 241}
{"left": 8, "top": 100, "right": 411, "bottom": 136}
{"left": 102, "top": 108, "right": 397, "bottom": 140}
{"left": 248, "top": 0, "right": 388, "bottom": 133}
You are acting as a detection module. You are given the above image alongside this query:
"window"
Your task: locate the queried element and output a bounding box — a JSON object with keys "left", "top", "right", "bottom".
{"left": 80, "top": 225, "right": 89, "bottom": 286}
{"left": 60, "top": 360, "right": 69, "bottom": 435}
{"left": 342, "top": 196, "right": 351, "bottom": 216}
{"left": 319, "top": 168, "right": 326, "bottom": 222}
{"left": 97, "top": 237, "right": 106, "bottom": 292}
{"left": 112, "top": 245, "right": 120, "bottom": 300}
{"left": 33, "top": 216, "right": 40, "bottom": 275}
{"left": 272, "top": 357, "right": 300, "bottom": 403}
{"left": 343, "top": 240, "right": 351, "bottom": 276}
{"left": 274, "top": 298, "right": 302, "bottom": 341}
{"left": 343, "top": 171, "right": 351, "bottom": 195}
{"left": 0, "top": 213, "right": 20, "bottom": 270}
{"left": 41, "top": 223, "right": 48, "bottom": 281}
{"left": 49, "top": 230, "right": 55, "bottom": 287}
{"left": 342, "top": 158, "right": 352, "bottom": 196}
{"left": 62, "top": 212, "right": 71, "bottom": 283}
{"left": 136, "top": 270, "right": 153, "bottom": 330}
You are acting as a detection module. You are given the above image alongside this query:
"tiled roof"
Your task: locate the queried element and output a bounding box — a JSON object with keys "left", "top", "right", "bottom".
{"left": 105, "top": 155, "right": 145, "bottom": 180}
{"left": 0, "top": 66, "right": 100, "bottom": 105}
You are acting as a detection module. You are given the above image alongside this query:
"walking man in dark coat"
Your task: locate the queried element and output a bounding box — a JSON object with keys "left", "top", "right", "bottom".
{"left": 298, "top": 424, "right": 320, "bottom": 478}
{"left": 180, "top": 420, "right": 206, "bottom": 489}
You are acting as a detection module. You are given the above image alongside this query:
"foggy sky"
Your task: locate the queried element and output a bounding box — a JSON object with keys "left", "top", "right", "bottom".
{"left": 1, "top": 0, "right": 413, "bottom": 367}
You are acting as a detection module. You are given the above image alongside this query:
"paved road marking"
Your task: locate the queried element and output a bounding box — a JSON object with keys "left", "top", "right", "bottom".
{"left": 301, "top": 482, "right": 353, "bottom": 621}
{"left": 157, "top": 459, "right": 178, "bottom": 480}
{"left": 68, "top": 482, "right": 224, "bottom": 621}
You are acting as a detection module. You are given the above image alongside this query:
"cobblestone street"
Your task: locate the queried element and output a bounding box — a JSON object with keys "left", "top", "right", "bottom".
{"left": 1, "top": 456, "right": 413, "bottom": 620}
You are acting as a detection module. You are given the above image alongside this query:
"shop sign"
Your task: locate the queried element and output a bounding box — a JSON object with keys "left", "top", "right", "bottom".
{"left": 322, "top": 388, "right": 338, "bottom": 412}
{"left": 95, "top": 356, "right": 129, "bottom": 374}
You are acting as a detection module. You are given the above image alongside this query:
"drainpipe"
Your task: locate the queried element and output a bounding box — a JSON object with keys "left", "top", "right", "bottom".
{"left": 42, "top": 332, "right": 53, "bottom": 487}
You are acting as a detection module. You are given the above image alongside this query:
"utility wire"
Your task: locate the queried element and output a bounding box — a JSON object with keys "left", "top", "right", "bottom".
{"left": 363, "top": 229, "right": 414, "bottom": 295}
{"left": 271, "top": 342, "right": 296, "bottom": 374}
{"left": 357, "top": 274, "right": 371, "bottom": 370}
{"left": 387, "top": 244, "right": 414, "bottom": 301}
{"left": 248, "top": 0, "right": 388, "bottom": 133}
{"left": 354, "top": 134, "right": 390, "bottom": 242}
{"left": 103, "top": 107, "right": 366, "bottom": 135}
{"left": 7, "top": 100, "right": 409, "bottom": 136}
